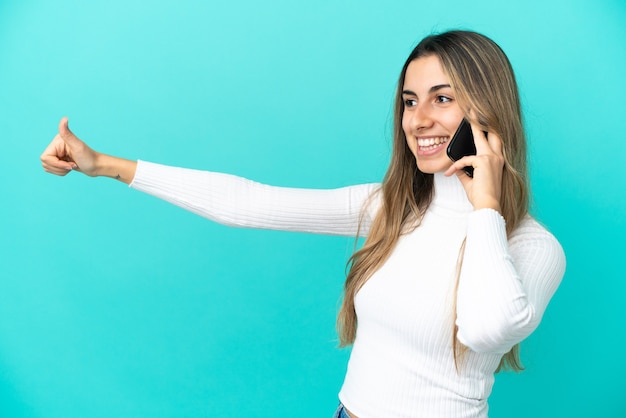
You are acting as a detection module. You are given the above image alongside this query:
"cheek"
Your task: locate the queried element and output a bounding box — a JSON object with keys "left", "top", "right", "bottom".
{"left": 401, "top": 114, "right": 409, "bottom": 133}
{"left": 403, "top": 133, "right": 417, "bottom": 156}
{"left": 444, "top": 109, "right": 465, "bottom": 132}
{"left": 401, "top": 114, "right": 413, "bottom": 139}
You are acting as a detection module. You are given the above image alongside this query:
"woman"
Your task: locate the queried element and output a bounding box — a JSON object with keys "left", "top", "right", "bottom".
{"left": 41, "top": 30, "right": 565, "bottom": 418}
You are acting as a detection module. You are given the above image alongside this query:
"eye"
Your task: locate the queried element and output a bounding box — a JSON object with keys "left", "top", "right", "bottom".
{"left": 404, "top": 98, "right": 417, "bottom": 107}
{"left": 435, "top": 95, "right": 452, "bottom": 103}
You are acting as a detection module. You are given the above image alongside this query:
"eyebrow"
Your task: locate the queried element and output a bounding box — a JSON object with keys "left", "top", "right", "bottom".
{"left": 402, "top": 84, "right": 452, "bottom": 96}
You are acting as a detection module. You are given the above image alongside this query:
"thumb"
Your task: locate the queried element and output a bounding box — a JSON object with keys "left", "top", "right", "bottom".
{"left": 58, "top": 116, "right": 81, "bottom": 146}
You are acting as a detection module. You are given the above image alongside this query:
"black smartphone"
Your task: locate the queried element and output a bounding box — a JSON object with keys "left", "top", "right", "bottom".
{"left": 446, "top": 119, "right": 476, "bottom": 177}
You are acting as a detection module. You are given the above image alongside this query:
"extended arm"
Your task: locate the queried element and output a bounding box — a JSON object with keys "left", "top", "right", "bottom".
{"left": 130, "top": 161, "right": 379, "bottom": 236}
{"left": 41, "top": 118, "right": 380, "bottom": 236}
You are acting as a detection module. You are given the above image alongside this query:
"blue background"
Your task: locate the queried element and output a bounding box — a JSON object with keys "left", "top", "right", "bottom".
{"left": 1, "top": 0, "right": 625, "bottom": 416}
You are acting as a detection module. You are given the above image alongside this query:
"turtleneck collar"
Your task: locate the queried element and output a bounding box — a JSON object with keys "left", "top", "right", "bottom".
{"left": 431, "top": 172, "right": 474, "bottom": 213}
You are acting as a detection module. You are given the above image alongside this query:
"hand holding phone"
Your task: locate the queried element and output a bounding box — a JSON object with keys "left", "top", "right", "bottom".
{"left": 446, "top": 119, "right": 477, "bottom": 177}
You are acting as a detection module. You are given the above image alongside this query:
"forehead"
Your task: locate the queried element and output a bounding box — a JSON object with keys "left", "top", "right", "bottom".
{"left": 403, "top": 55, "right": 451, "bottom": 92}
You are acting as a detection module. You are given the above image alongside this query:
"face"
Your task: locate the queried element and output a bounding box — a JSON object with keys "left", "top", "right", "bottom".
{"left": 401, "top": 55, "right": 465, "bottom": 174}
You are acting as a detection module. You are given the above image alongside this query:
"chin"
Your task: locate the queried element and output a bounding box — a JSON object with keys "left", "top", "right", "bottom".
{"left": 415, "top": 160, "right": 451, "bottom": 175}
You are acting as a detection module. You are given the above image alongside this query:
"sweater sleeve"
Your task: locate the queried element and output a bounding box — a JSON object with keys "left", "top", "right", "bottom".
{"left": 455, "top": 209, "right": 566, "bottom": 353}
{"left": 129, "top": 160, "right": 381, "bottom": 236}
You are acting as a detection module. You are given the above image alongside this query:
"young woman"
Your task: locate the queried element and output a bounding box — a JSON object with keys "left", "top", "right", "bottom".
{"left": 41, "top": 30, "right": 565, "bottom": 418}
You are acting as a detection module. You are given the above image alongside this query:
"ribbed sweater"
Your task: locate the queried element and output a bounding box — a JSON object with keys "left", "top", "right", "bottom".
{"left": 130, "top": 160, "right": 566, "bottom": 418}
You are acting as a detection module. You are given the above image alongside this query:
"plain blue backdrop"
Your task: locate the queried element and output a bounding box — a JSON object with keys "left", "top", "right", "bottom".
{"left": 1, "top": 0, "right": 625, "bottom": 417}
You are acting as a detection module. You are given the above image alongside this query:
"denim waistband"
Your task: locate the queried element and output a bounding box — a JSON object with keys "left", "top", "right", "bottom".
{"left": 333, "top": 403, "right": 351, "bottom": 418}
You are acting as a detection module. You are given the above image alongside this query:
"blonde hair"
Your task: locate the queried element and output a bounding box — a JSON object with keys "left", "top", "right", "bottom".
{"left": 337, "top": 30, "right": 529, "bottom": 372}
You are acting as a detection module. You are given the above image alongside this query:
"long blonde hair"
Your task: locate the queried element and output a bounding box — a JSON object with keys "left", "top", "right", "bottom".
{"left": 337, "top": 30, "right": 529, "bottom": 372}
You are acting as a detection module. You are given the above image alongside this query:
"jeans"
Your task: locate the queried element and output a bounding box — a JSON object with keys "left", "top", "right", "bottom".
{"left": 333, "top": 403, "right": 351, "bottom": 418}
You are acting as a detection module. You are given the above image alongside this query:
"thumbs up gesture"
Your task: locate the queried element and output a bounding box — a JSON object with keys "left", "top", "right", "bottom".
{"left": 40, "top": 117, "right": 99, "bottom": 176}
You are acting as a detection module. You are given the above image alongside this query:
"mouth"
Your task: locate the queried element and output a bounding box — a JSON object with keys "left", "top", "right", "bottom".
{"left": 417, "top": 136, "right": 449, "bottom": 152}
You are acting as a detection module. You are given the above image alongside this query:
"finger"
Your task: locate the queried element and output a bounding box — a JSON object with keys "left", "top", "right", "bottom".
{"left": 41, "top": 161, "right": 73, "bottom": 175}
{"left": 444, "top": 160, "right": 472, "bottom": 190}
{"left": 41, "top": 156, "right": 76, "bottom": 172}
{"left": 58, "top": 117, "right": 82, "bottom": 147}
{"left": 468, "top": 121, "right": 491, "bottom": 154}
{"left": 445, "top": 155, "right": 475, "bottom": 177}
{"left": 485, "top": 130, "right": 503, "bottom": 156}
{"left": 39, "top": 137, "right": 63, "bottom": 162}
{"left": 40, "top": 136, "right": 77, "bottom": 171}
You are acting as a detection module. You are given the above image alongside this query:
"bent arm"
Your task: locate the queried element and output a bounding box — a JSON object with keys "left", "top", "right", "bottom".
{"left": 455, "top": 210, "right": 566, "bottom": 353}
{"left": 130, "top": 160, "right": 380, "bottom": 236}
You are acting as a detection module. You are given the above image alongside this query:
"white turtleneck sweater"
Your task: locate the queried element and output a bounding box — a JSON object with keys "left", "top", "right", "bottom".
{"left": 129, "top": 160, "right": 565, "bottom": 418}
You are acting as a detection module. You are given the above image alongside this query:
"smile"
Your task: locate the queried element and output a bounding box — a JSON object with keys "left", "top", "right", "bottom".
{"left": 417, "top": 136, "right": 449, "bottom": 151}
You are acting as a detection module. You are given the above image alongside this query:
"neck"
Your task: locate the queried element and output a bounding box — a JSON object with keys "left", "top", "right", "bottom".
{"left": 431, "top": 172, "right": 473, "bottom": 213}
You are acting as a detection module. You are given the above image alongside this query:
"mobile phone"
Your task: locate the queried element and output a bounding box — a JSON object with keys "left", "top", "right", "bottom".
{"left": 446, "top": 119, "right": 476, "bottom": 177}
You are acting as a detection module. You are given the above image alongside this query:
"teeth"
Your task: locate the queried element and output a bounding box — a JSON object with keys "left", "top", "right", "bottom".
{"left": 417, "top": 136, "right": 448, "bottom": 148}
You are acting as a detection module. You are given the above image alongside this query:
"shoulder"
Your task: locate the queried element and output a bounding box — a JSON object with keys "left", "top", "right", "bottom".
{"left": 510, "top": 216, "right": 562, "bottom": 247}
{"left": 509, "top": 215, "right": 566, "bottom": 272}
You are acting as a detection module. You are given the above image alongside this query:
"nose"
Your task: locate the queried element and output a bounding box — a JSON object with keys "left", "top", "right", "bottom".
{"left": 409, "top": 102, "right": 433, "bottom": 132}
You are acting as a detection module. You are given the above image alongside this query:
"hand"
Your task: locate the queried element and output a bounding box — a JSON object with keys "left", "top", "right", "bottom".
{"left": 40, "top": 117, "right": 100, "bottom": 177}
{"left": 444, "top": 121, "right": 504, "bottom": 212}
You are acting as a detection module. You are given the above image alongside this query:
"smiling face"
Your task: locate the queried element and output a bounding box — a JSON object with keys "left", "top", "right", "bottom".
{"left": 401, "top": 55, "right": 465, "bottom": 174}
